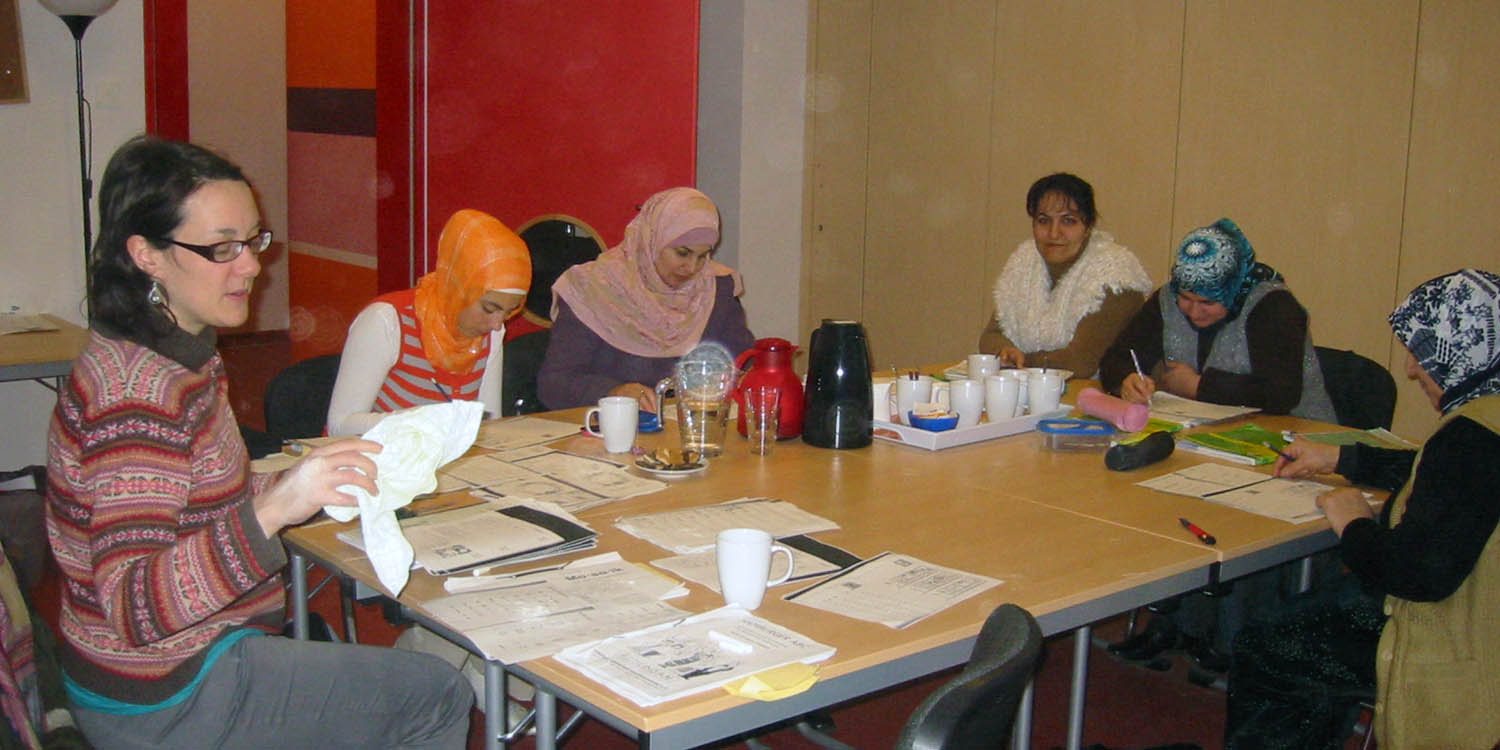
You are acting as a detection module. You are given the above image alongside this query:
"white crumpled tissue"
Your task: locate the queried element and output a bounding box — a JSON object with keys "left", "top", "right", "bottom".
{"left": 323, "top": 400, "right": 484, "bottom": 595}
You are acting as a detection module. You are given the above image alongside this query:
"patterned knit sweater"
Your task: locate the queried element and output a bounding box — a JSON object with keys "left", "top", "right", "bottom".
{"left": 45, "top": 327, "right": 285, "bottom": 705}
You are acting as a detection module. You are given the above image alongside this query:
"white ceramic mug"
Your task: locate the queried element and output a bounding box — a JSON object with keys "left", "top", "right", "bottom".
{"left": 715, "top": 528, "right": 795, "bottom": 610}
{"left": 1029, "top": 371, "right": 1065, "bottom": 415}
{"left": 967, "top": 353, "right": 999, "bottom": 380}
{"left": 984, "top": 373, "right": 1020, "bottom": 422}
{"left": 872, "top": 380, "right": 893, "bottom": 422}
{"left": 584, "top": 396, "right": 638, "bottom": 453}
{"left": 948, "top": 378, "right": 985, "bottom": 427}
{"left": 893, "top": 375, "right": 933, "bottom": 425}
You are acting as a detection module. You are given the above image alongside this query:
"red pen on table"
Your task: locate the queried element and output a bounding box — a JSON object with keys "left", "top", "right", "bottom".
{"left": 1179, "top": 517, "right": 1217, "bottom": 546}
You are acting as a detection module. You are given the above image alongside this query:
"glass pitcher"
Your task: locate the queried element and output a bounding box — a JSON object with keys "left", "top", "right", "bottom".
{"left": 655, "top": 342, "right": 735, "bottom": 457}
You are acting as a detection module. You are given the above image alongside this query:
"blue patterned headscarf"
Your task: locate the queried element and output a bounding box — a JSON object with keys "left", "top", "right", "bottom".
{"left": 1389, "top": 269, "right": 1500, "bottom": 413}
{"left": 1170, "top": 218, "right": 1277, "bottom": 317}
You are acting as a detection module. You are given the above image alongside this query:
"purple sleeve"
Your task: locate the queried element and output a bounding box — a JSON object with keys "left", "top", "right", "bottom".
{"left": 536, "top": 300, "right": 635, "bottom": 410}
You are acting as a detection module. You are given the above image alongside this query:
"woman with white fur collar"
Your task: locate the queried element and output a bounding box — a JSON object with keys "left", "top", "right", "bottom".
{"left": 979, "top": 173, "right": 1152, "bottom": 377}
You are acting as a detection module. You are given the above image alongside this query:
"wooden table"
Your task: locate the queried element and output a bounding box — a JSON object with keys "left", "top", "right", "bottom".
{"left": 283, "top": 391, "right": 1348, "bottom": 750}
{"left": 0, "top": 314, "right": 88, "bottom": 386}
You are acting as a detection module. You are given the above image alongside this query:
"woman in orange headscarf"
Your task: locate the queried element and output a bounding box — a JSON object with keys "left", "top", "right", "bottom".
{"left": 327, "top": 209, "right": 531, "bottom": 435}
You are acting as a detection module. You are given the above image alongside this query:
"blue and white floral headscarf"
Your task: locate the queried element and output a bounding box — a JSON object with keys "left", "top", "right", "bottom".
{"left": 1170, "top": 218, "right": 1278, "bottom": 318}
{"left": 1389, "top": 269, "right": 1500, "bottom": 413}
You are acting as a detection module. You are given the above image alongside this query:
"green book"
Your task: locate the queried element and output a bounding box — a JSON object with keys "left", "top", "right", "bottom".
{"left": 1178, "top": 423, "right": 1287, "bottom": 465}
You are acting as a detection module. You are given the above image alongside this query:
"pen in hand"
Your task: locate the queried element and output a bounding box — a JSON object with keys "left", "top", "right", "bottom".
{"left": 430, "top": 378, "right": 453, "bottom": 402}
{"left": 1130, "top": 349, "right": 1145, "bottom": 380}
{"left": 1262, "top": 442, "right": 1295, "bottom": 463}
{"left": 1179, "top": 517, "right": 1217, "bottom": 545}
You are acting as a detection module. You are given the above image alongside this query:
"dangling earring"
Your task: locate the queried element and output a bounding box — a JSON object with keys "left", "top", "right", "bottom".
{"left": 147, "top": 280, "right": 166, "bottom": 307}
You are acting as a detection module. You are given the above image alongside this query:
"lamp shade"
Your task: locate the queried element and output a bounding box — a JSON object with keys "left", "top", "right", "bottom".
{"left": 38, "top": 0, "right": 119, "bottom": 16}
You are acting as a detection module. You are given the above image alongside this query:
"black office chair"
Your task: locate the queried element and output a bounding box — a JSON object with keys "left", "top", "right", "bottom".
{"left": 894, "top": 604, "right": 1043, "bottom": 750}
{"left": 515, "top": 214, "right": 605, "bottom": 325}
{"left": 1315, "top": 346, "right": 1397, "bottom": 430}
{"left": 502, "top": 329, "right": 550, "bottom": 416}
{"left": 264, "top": 353, "right": 343, "bottom": 439}
{"left": 786, "top": 604, "right": 1042, "bottom": 750}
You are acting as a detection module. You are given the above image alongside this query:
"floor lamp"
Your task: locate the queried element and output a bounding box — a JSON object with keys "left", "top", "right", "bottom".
{"left": 39, "top": 0, "right": 119, "bottom": 320}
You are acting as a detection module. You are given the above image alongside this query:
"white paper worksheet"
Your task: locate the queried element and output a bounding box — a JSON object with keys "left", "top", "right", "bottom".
{"left": 615, "top": 498, "right": 840, "bottom": 553}
{"left": 783, "top": 552, "right": 1001, "bottom": 629}
{"left": 421, "top": 558, "right": 689, "bottom": 663}
{"left": 1138, "top": 462, "right": 1349, "bottom": 523}
{"left": 554, "top": 607, "right": 834, "bottom": 706}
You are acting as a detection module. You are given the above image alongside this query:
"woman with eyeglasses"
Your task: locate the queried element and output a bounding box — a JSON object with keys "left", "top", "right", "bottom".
{"left": 326, "top": 209, "right": 531, "bottom": 436}
{"left": 46, "top": 136, "right": 472, "bottom": 748}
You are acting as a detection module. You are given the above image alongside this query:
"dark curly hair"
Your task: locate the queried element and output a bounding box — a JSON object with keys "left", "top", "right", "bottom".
{"left": 89, "top": 135, "right": 247, "bottom": 343}
{"left": 1024, "top": 172, "right": 1098, "bottom": 228}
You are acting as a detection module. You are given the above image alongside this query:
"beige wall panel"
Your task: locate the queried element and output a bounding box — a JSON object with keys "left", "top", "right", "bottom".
{"left": 862, "top": 1, "right": 997, "bottom": 368}
{"left": 804, "top": 0, "right": 874, "bottom": 350}
{"left": 1393, "top": 0, "right": 1500, "bottom": 439}
{"left": 1173, "top": 1, "right": 1416, "bottom": 364}
{"left": 987, "top": 0, "right": 1185, "bottom": 306}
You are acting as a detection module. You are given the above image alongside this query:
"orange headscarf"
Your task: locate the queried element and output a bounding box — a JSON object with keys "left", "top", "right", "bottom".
{"left": 413, "top": 210, "right": 531, "bottom": 373}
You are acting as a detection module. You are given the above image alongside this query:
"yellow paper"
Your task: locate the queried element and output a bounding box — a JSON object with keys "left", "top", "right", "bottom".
{"left": 722, "top": 663, "right": 820, "bottom": 701}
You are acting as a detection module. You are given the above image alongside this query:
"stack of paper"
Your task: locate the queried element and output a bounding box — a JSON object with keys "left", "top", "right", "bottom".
{"left": 554, "top": 607, "right": 835, "bottom": 706}
{"left": 422, "top": 556, "right": 690, "bottom": 663}
{"left": 1136, "top": 462, "right": 1346, "bottom": 524}
{"left": 784, "top": 552, "right": 1001, "bottom": 629}
{"left": 339, "top": 498, "right": 597, "bottom": 575}
{"left": 615, "top": 498, "right": 840, "bottom": 554}
{"left": 1148, "top": 392, "right": 1259, "bottom": 428}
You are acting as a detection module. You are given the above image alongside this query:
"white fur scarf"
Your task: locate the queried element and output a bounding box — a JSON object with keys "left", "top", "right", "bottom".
{"left": 992, "top": 231, "right": 1153, "bottom": 352}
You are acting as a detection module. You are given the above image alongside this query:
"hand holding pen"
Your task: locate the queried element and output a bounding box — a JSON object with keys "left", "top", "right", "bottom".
{"left": 1271, "top": 440, "right": 1339, "bottom": 478}
{"left": 1120, "top": 349, "right": 1157, "bottom": 405}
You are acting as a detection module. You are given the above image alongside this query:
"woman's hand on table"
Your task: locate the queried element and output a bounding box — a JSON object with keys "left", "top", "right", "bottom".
{"left": 1119, "top": 372, "right": 1156, "bottom": 404}
{"left": 998, "top": 346, "right": 1025, "bottom": 368}
{"left": 1158, "top": 360, "right": 1202, "bottom": 398}
{"left": 1273, "top": 440, "right": 1340, "bottom": 478}
{"left": 609, "top": 382, "right": 659, "bottom": 412}
{"left": 255, "top": 439, "right": 382, "bottom": 537}
{"left": 1316, "top": 487, "right": 1375, "bottom": 537}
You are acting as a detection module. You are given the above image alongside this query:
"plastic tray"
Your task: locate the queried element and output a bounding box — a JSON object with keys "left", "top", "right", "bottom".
{"left": 873, "top": 405, "right": 1070, "bottom": 451}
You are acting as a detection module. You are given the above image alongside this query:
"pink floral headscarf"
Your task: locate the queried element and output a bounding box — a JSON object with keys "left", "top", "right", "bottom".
{"left": 551, "top": 187, "right": 741, "bottom": 358}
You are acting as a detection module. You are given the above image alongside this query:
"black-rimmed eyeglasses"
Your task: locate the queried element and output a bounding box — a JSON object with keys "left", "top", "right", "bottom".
{"left": 158, "top": 229, "right": 273, "bottom": 263}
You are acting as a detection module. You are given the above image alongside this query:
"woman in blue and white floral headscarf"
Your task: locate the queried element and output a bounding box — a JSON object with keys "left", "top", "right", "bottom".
{"left": 1099, "top": 218, "right": 1336, "bottom": 422}
{"left": 1226, "top": 269, "right": 1500, "bottom": 748}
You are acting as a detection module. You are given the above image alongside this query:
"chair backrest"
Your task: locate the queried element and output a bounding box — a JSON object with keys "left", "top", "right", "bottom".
{"left": 264, "top": 353, "right": 343, "bottom": 439}
{"left": 502, "top": 329, "right": 550, "bottom": 416}
{"left": 894, "top": 604, "right": 1043, "bottom": 750}
{"left": 516, "top": 214, "right": 605, "bottom": 323}
{"left": 1315, "top": 347, "right": 1397, "bottom": 430}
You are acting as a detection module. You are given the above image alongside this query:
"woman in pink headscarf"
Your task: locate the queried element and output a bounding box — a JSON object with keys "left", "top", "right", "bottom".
{"left": 537, "top": 187, "right": 755, "bottom": 410}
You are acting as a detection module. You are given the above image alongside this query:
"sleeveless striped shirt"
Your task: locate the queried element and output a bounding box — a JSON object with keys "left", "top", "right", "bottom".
{"left": 371, "top": 288, "right": 487, "bottom": 412}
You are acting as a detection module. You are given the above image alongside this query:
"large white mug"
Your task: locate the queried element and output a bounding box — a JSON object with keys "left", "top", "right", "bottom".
{"left": 715, "top": 528, "right": 795, "bottom": 610}
{"left": 967, "top": 353, "right": 999, "bottom": 380}
{"left": 584, "top": 396, "right": 638, "bottom": 453}
{"left": 893, "top": 375, "right": 933, "bottom": 425}
{"left": 985, "top": 373, "right": 1020, "bottom": 421}
{"left": 948, "top": 378, "right": 985, "bottom": 428}
{"left": 1029, "top": 371, "right": 1065, "bottom": 415}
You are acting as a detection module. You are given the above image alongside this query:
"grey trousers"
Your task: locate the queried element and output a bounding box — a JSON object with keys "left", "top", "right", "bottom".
{"left": 73, "top": 635, "right": 473, "bottom": 750}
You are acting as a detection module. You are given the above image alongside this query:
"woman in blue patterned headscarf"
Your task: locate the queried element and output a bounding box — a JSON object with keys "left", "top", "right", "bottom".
{"left": 1098, "top": 218, "right": 1336, "bottom": 422}
{"left": 1227, "top": 269, "right": 1500, "bottom": 748}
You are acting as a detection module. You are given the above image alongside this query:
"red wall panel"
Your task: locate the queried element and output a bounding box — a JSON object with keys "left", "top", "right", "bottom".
{"left": 378, "top": 0, "right": 700, "bottom": 290}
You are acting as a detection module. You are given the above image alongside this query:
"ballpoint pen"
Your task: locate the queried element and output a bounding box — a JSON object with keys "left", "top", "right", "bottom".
{"left": 1129, "top": 349, "right": 1145, "bottom": 380}
{"left": 430, "top": 378, "right": 452, "bottom": 401}
{"left": 1179, "top": 517, "right": 1217, "bottom": 545}
{"left": 1262, "top": 442, "right": 1295, "bottom": 463}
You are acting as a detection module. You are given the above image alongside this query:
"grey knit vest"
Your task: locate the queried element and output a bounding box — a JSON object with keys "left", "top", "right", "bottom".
{"left": 1159, "top": 280, "right": 1336, "bottom": 422}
